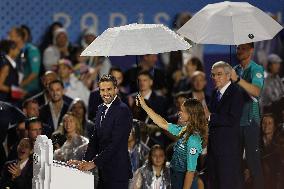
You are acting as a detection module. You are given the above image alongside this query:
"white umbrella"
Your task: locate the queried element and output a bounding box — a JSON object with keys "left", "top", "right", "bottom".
{"left": 81, "top": 23, "right": 191, "bottom": 56}
{"left": 177, "top": 1, "right": 283, "bottom": 45}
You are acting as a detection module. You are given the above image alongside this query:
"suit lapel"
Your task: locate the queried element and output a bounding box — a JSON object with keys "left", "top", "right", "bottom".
{"left": 209, "top": 90, "right": 218, "bottom": 111}
{"left": 216, "top": 84, "right": 233, "bottom": 110}
{"left": 100, "top": 97, "right": 120, "bottom": 127}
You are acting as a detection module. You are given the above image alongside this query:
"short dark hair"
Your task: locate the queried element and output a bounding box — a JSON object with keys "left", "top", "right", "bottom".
{"left": 0, "top": 40, "right": 17, "bottom": 54}
{"left": 137, "top": 70, "right": 153, "bottom": 80}
{"left": 189, "top": 57, "right": 204, "bottom": 72}
{"left": 22, "top": 98, "right": 38, "bottom": 109}
{"left": 12, "top": 27, "right": 26, "bottom": 40}
{"left": 49, "top": 79, "right": 64, "bottom": 89}
{"left": 109, "top": 66, "right": 123, "bottom": 74}
{"left": 248, "top": 42, "right": 254, "bottom": 48}
{"left": 25, "top": 117, "right": 42, "bottom": 130}
{"left": 98, "top": 74, "right": 117, "bottom": 88}
{"left": 20, "top": 25, "right": 32, "bottom": 42}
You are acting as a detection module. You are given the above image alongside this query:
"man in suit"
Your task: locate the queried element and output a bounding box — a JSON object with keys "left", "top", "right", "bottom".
{"left": 39, "top": 80, "right": 69, "bottom": 133}
{"left": 70, "top": 74, "right": 133, "bottom": 189}
{"left": 124, "top": 54, "right": 167, "bottom": 94}
{"left": 204, "top": 61, "right": 244, "bottom": 189}
{"left": 128, "top": 71, "right": 168, "bottom": 147}
{"left": 88, "top": 67, "right": 128, "bottom": 121}
{"left": 30, "top": 71, "right": 73, "bottom": 107}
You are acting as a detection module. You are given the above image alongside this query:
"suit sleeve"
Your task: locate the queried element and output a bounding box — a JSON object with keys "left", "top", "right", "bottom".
{"left": 210, "top": 87, "right": 244, "bottom": 127}
{"left": 84, "top": 128, "right": 98, "bottom": 161}
{"left": 93, "top": 106, "right": 132, "bottom": 167}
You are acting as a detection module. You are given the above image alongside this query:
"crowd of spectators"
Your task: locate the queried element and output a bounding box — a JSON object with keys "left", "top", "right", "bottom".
{"left": 0, "top": 11, "right": 284, "bottom": 189}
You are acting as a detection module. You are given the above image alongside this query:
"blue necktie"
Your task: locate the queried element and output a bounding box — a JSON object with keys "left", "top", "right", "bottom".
{"left": 217, "top": 90, "right": 222, "bottom": 101}
{"left": 100, "top": 105, "right": 108, "bottom": 126}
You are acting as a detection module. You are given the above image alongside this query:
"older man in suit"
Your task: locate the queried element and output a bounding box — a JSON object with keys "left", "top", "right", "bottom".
{"left": 204, "top": 61, "right": 244, "bottom": 189}
{"left": 69, "top": 74, "right": 133, "bottom": 189}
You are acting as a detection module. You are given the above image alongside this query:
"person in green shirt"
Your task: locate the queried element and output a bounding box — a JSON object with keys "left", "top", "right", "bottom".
{"left": 231, "top": 42, "right": 264, "bottom": 189}
{"left": 9, "top": 27, "right": 41, "bottom": 96}
{"left": 136, "top": 95, "right": 207, "bottom": 189}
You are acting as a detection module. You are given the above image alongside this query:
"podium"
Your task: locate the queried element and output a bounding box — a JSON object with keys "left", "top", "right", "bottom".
{"left": 32, "top": 135, "right": 94, "bottom": 189}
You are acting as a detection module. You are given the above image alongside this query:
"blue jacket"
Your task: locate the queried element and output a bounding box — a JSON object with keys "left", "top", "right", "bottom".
{"left": 84, "top": 97, "right": 133, "bottom": 182}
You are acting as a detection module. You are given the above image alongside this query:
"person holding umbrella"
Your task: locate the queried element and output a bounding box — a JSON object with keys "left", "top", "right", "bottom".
{"left": 136, "top": 95, "right": 207, "bottom": 189}
{"left": 231, "top": 43, "right": 264, "bottom": 189}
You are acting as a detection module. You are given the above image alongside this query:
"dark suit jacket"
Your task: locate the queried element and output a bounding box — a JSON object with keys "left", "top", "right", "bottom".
{"left": 123, "top": 66, "right": 167, "bottom": 93}
{"left": 132, "top": 91, "right": 167, "bottom": 122}
{"left": 208, "top": 83, "right": 244, "bottom": 156}
{"left": 0, "top": 158, "right": 33, "bottom": 189}
{"left": 88, "top": 88, "right": 128, "bottom": 122}
{"left": 30, "top": 91, "right": 73, "bottom": 107}
{"left": 39, "top": 102, "right": 69, "bottom": 133}
{"left": 84, "top": 97, "right": 133, "bottom": 182}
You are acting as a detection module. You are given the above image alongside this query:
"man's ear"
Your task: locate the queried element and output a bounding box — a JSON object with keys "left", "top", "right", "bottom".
{"left": 115, "top": 87, "right": 119, "bottom": 94}
{"left": 150, "top": 80, "right": 153, "bottom": 87}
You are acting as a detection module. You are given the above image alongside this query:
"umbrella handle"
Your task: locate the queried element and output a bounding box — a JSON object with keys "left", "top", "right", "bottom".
{"left": 230, "top": 45, "right": 232, "bottom": 65}
{"left": 136, "top": 55, "right": 140, "bottom": 90}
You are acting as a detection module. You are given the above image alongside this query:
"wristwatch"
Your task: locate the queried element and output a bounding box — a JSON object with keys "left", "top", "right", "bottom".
{"left": 235, "top": 76, "right": 241, "bottom": 84}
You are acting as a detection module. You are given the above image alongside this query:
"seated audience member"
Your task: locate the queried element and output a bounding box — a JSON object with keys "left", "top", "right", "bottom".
{"left": 53, "top": 112, "right": 89, "bottom": 162}
{"left": 7, "top": 121, "right": 27, "bottom": 161}
{"left": 187, "top": 71, "right": 210, "bottom": 107}
{"left": 57, "top": 58, "right": 90, "bottom": 105}
{"left": 26, "top": 117, "right": 43, "bottom": 146}
{"left": 43, "top": 28, "right": 74, "bottom": 71}
{"left": 80, "top": 28, "right": 112, "bottom": 80}
{"left": 129, "top": 71, "right": 167, "bottom": 122}
{"left": 261, "top": 54, "right": 284, "bottom": 112}
{"left": 167, "top": 91, "right": 188, "bottom": 124}
{"left": 39, "top": 79, "right": 69, "bottom": 132}
{"left": 129, "top": 71, "right": 168, "bottom": 147}
{"left": 124, "top": 54, "right": 167, "bottom": 94}
{"left": 22, "top": 99, "right": 52, "bottom": 138}
{"left": 130, "top": 144, "right": 171, "bottom": 189}
{"left": 30, "top": 70, "right": 73, "bottom": 107}
{"left": 39, "top": 22, "right": 63, "bottom": 54}
{"left": 260, "top": 114, "right": 279, "bottom": 189}
{"left": 70, "top": 46, "right": 100, "bottom": 90}
{"left": 0, "top": 39, "right": 21, "bottom": 103}
{"left": 8, "top": 117, "right": 43, "bottom": 161}
{"left": 69, "top": 98, "right": 95, "bottom": 139}
{"left": 173, "top": 57, "right": 204, "bottom": 93}
{"left": 0, "top": 138, "right": 33, "bottom": 189}
{"left": 273, "top": 131, "right": 284, "bottom": 188}
{"left": 128, "top": 123, "right": 150, "bottom": 173}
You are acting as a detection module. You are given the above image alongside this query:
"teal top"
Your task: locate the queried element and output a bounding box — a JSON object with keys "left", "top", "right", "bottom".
{"left": 168, "top": 123, "right": 202, "bottom": 172}
{"left": 234, "top": 60, "right": 264, "bottom": 126}
{"left": 22, "top": 43, "right": 41, "bottom": 93}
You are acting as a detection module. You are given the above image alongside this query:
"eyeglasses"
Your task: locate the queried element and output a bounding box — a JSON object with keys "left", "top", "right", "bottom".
{"left": 210, "top": 72, "right": 225, "bottom": 78}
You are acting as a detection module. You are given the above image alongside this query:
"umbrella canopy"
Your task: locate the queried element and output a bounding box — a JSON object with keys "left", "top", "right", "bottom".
{"left": 0, "top": 101, "right": 26, "bottom": 125}
{"left": 177, "top": 1, "right": 283, "bottom": 45}
{"left": 81, "top": 23, "right": 191, "bottom": 56}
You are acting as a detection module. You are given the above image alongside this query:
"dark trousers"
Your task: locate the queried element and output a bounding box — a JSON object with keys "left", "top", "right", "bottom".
{"left": 207, "top": 154, "right": 242, "bottom": 189}
{"left": 240, "top": 125, "right": 264, "bottom": 189}
{"left": 170, "top": 168, "right": 198, "bottom": 189}
{"left": 97, "top": 180, "right": 128, "bottom": 189}
{"left": 97, "top": 170, "right": 129, "bottom": 189}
